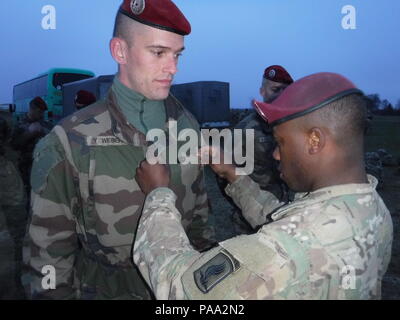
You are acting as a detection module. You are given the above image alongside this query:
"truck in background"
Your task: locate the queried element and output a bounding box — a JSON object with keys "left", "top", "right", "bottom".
{"left": 170, "top": 81, "right": 230, "bottom": 128}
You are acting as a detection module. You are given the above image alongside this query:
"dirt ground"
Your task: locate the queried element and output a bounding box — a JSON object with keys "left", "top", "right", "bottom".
{"left": 204, "top": 165, "right": 400, "bottom": 300}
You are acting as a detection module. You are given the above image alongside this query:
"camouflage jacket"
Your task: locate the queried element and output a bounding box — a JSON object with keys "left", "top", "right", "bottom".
{"left": 25, "top": 89, "right": 214, "bottom": 300}
{"left": 0, "top": 155, "right": 26, "bottom": 220}
{"left": 11, "top": 115, "right": 50, "bottom": 155}
{"left": 134, "top": 175, "right": 393, "bottom": 299}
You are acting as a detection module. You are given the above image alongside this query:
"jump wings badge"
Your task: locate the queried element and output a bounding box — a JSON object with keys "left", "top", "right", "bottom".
{"left": 193, "top": 250, "right": 240, "bottom": 294}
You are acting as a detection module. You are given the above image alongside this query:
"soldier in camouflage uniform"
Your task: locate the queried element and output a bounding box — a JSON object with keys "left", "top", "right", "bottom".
{"left": 133, "top": 73, "right": 393, "bottom": 299}
{"left": 25, "top": 0, "right": 215, "bottom": 300}
{"left": 218, "top": 66, "right": 294, "bottom": 233}
{"left": 11, "top": 96, "right": 50, "bottom": 192}
{"left": 0, "top": 116, "right": 27, "bottom": 297}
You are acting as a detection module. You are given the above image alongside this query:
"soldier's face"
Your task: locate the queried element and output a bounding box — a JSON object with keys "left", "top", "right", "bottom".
{"left": 272, "top": 121, "right": 311, "bottom": 192}
{"left": 121, "top": 25, "right": 185, "bottom": 100}
{"left": 260, "top": 79, "right": 289, "bottom": 103}
{"left": 28, "top": 108, "right": 44, "bottom": 122}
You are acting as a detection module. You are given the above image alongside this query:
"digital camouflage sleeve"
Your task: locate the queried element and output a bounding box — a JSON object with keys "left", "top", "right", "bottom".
{"left": 134, "top": 175, "right": 393, "bottom": 300}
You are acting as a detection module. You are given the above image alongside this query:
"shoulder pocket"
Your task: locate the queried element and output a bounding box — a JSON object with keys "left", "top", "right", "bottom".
{"left": 31, "top": 132, "right": 65, "bottom": 194}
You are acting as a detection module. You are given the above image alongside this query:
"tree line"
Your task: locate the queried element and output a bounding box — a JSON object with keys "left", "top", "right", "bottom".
{"left": 365, "top": 94, "right": 400, "bottom": 116}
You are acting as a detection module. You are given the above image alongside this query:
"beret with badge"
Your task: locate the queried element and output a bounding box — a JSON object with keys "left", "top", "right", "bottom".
{"left": 119, "top": 0, "right": 191, "bottom": 35}
{"left": 263, "top": 65, "right": 294, "bottom": 85}
{"left": 253, "top": 72, "right": 363, "bottom": 126}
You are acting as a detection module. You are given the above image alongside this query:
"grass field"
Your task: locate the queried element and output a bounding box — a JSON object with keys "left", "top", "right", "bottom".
{"left": 365, "top": 116, "right": 400, "bottom": 159}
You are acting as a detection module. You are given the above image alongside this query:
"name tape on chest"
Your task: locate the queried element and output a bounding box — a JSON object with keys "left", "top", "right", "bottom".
{"left": 86, "top": 136, "right": 127, "bottom": 147}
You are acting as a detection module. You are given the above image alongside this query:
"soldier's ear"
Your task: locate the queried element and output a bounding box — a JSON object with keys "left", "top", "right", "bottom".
{"left": 259, "top": 86, "right": 265, "bottom": 99}
{"left": 308, "top": 128, "right": 325, "bottom": 155}
{"left": 110, "top": 37, "right": 128, "bottom": 65}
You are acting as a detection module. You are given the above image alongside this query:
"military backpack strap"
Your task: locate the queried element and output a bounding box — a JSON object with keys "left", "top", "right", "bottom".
{"left": 53, "top": 125, "right": 92, "bottom": 244}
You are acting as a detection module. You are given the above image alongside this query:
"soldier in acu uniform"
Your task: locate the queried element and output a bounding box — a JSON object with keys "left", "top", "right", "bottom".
{"left": 134, "top": 72, "right": 393, "bottom": 300}
{"left": 25, "top": 0, "right": 215, "bottom": 300}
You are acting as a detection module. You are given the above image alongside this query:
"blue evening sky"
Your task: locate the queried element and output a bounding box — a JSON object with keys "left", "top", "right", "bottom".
{"left": 0, "top": 0, "right": 399, "bottom": 108}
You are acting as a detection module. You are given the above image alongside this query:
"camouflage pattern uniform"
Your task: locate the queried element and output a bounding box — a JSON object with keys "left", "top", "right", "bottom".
{"left": 134, "top": 174, "right": 393, "bottom": 299}
{"left": 11, "top": 115, "right": 51, "bottom": 189}
{"left": 0, "top": 116, "right": 27, "bottom": 297}
{"left": 25, "top": 88, "right": 215, "bottom": 299}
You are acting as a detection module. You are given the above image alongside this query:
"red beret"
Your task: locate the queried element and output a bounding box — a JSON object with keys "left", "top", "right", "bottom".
{"left": 253, "top": 72, "right": 363, "bottom": 126}
{"left": 75, "top": 90, "right": 97, "bottom": 106}
{"left": 30, "top": 97, "right": 47, "bottom": 111}
{"left": 119, "top": 0, "right": 191, "bottom": 36}
{"left": 263, "top": 65, "right": 293, "bottom": 84}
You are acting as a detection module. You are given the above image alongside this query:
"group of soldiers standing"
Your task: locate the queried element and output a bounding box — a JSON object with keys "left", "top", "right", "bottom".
{"left": 0, "top": 97, "right": 50, "bottom": 298}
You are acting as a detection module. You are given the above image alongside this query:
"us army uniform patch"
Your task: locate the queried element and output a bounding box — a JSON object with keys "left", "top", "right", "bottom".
{"left": 193, "top": 250, "right": 240, "bottom": 293}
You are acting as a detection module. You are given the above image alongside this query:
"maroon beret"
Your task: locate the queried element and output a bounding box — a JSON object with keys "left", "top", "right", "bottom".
{"left": 30, "top": 97, "right": 47, "bottom": 111}
{"left": 253, "top": 72, "right": 363, "bottom": 126}
{"left": 75, "top": 90, "right": 97, "bottom": 106}
{"left": 119, "top": 0, "right": 191, "bottom": 36}
{"left": 263, "top": 65, "right": 293, "bottom": 84}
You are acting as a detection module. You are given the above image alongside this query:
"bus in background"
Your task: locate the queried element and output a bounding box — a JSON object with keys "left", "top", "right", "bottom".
{"left": 13, "top": 68, "right": 95, "bottom": 124}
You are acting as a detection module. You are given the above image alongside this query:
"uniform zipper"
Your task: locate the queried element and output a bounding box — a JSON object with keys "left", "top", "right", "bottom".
{"left": 139, "top": 98, "right": 148, "bottom": 133}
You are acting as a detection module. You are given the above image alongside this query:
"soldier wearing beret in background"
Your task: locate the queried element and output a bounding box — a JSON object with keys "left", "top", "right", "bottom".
{"left": 218, "top": 65, "right": 294, "bottom": 234}
{"left": 74, "top": 90, "right": 97, "bottom": 110}
{"left": 134, "top": 72, "right": 393, "bottom": 299}
{"left": 25, "top": 0, "right": 215, "bottom": 299}
{"left": 11, "top": 96, "right": 50, "bottom": 189}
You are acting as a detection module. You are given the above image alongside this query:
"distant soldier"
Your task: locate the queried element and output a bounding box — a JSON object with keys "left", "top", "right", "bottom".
{"left": 11, "top": 96, "right": 50, "bottom": 189}
{"left": 25, "top": 0, "right": 215, "bottom": 300}
{"left": 235, "top": 65, "right": 293, "bottom": 195}
{"left": 74, "top": 90, "right": 97, "bottom": 110}
{"left": 134, "top": 72, "right": 393, "bottom": 300}
{"left": 0, "top": 116, "right": 27, "bottom": 297}
{"left": 218, "top": 65, "right": 294, "bottom": 233}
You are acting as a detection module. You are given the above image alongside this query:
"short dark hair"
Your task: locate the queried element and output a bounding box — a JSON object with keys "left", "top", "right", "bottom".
{"left": 113, "top": 11, "right": 134, "bottom": 46}
{"left": 312, "top": 93, "right": 367, "bottom": 145}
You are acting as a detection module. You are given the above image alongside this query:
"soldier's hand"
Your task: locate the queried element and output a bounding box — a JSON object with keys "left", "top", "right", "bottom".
{"left": 199, "top": 146, "right": 238, "bottom": 183}
{"left": 135, "top": 160, "right": 170, "bottom": 195}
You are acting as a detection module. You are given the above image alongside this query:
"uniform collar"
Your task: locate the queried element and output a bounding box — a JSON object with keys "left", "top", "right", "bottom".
{"left": 271, "top": 175, "right": 378, "bottom": 221}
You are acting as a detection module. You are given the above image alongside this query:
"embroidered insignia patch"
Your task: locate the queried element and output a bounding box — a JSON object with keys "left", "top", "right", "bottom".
{"left": 130, "top": 0, "right": 145, "bottom": 15}
{"left": 193, "top": 250, "right": 240, "bottom": 294}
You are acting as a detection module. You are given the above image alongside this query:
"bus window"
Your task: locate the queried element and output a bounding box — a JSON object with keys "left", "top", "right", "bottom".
{"left": 53, "top": 73, "right": 93, "bottom": 89}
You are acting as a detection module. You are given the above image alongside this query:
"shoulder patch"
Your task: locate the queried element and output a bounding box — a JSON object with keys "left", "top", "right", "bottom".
{"left": 193, "top": 250, "right": 240, "bottom": 294}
